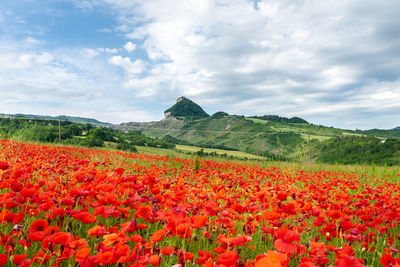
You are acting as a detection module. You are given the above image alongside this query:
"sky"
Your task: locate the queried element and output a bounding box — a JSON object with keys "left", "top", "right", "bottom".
{"left": 0, "top": 0, "right": 400, "bottom": 130}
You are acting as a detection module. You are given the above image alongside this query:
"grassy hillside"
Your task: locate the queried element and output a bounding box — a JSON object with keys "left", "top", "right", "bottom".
{"left": 355, "top": 128, "right": 400, "bottom": 139}
{"left": 111, "top": 97, "right": 400, "bottom": 165}
{"left": 114, "top": 113, "right": 400, "bottom": 165}
{"left": 116, "top": 115, "right": 331, "bottom": 160}
{"left": 318, "top": 136, "right": 400, "bottom": 165}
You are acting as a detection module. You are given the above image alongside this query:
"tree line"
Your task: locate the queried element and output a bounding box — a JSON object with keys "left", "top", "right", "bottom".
{"left": 0, "top": 117, "right": 175, "bottom": 152}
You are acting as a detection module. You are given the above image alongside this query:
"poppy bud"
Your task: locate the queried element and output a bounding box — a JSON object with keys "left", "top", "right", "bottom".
{"left": 13, "top": 224, "right": 24, "bottom": 231}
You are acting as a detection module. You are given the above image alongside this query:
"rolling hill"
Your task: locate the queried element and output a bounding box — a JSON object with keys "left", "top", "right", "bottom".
{"left": 164, "top": 96, "right": 209, "bottom": 121}
{"left": 0, "top": 113, "right": 111, "bottom": 126}
{"left": 114, "top": 97, "right": 400, "bottom": 164}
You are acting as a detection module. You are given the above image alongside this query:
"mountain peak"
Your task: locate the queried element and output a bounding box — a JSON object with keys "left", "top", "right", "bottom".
{"left": 176, "top": 96, "right": 186, "bottom": 103}
{"left": 164, "top": 97, "right": 209, "bottom": 121}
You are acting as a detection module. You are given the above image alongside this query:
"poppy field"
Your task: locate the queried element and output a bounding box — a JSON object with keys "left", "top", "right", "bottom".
{"left": 1, "top": 139, "right": 400, "bottom": 266}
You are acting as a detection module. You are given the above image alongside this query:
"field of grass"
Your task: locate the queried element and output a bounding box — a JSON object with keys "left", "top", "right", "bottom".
{"left": 175, "top": 144, "right": 266, "bottom": 160}
{"left": 245, "top": 118, "right": 269, "bottom": 124}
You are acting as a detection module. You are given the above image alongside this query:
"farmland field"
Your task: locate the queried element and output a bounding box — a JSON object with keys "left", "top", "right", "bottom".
{"left": 175, "top": 145, "right": 266, "bottom": 160}
{"left": 0, "top": 139, "right": 400, "bottom": 266}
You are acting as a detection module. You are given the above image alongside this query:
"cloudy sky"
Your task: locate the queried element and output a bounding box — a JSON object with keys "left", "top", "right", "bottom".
{"left": 1, "top": 0, "right": 399, "bottom": 129}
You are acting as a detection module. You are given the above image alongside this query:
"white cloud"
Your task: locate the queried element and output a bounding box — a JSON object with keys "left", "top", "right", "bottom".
{"left": 102, "top": 48, "right": 118, "bottom": 54}
{"left": 97, "top": 28, "right": 112, "bottom": 33}
{"left": 0, "top": 52, "right": 54, "bottom": 70}
{"left": 83, "top": 47, "right": 118, "bottom": 58}
{"left": 83, "top": 48, "right": 100, "bottom": 58}
{"left": 23, "top": 37, "right": 41, "bottom": 46}
{"left": 70, "top": 0, "right": 102, "bottom": 9}
{"left": 90, "top": 0, "right": 400, "bottom": 129}
{"left": 320, "top": 66, "right": 359, "bottom": 89}
{"left": 109, "top": 55, "right": 145, "bottom": 75}
{"left": 123, "top": 41, "right": 136, "bottom": 52}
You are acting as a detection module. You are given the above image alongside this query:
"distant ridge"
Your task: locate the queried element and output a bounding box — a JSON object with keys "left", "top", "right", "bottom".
{"left": 0, "top": 113, "right": 111, "bottom": 126}
{"left": 112, "top": 96, "right": 400, "bottom": 165}
{"left": 248, "top": 115, "right": 308, "bottom": 124}
{"left": 164, "top": 97, "right": 209, "bottom": 121}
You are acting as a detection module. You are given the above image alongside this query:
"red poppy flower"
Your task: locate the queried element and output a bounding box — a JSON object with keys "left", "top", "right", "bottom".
{"left": 192, "top": 215, "right": 208, "bottom": 229}
{"left": 335, "top": 254, "right": 365, "bottom": 267}
{"left": 103, "top": 232, "right": 128, "bottom": 247}
{"left": 27, "top": 231, "right": 46, "bottom": 242}
{"left": 130, "top": 234, "right": 144, "bottom": 243}
{"left": 380, "top": 253, "right": 399, "bottom": 267}
{"left": 277, "top": 192, "right": 288, "bottom": 201}
{"left": 72, "top": 212, "right": 97, "bottom": 224}
{"left": 176, "top": 223, "right": 192, "bottom": 238}
{"left": 196, "top": 250, "right": 214, "bottom": 265}
{"left": 313, "top": 216, "right": 326, "bottom": 227}
{"left": 99, "top": 251, "right": 114, "bottom": 265}
{"left": 254, "top": 251, "right": 288, "bottom": 267}
{"left": 161, "top": 246, "right": 174, "bottom": 256}
{"left": 149, "top": 255, "right": 161, "bottom": 266}
{"left": 115, "top": 243, "right": 130, "bottom": 259}
{"left": 20, "top": 188, "right": 37, "bottom": 198}
{"left": 11, "top": 181, "right": 23, "bottom": 192}
{"left": 28, "top": 219, "right": 49, "bottom": 233}
{"left": 113, "top": 168, "right": 125, "bottom": 176}
{"left": 184, "top": 252, "right": 194, "bottom": 261}
{"left": 327, "top": 210, "right": 342, "bottom": 221}
{"left": 44, "top": 225, "right": 60, "bottom": 236}
{"left": 58, "top": 232, "right": 75, "bottom": 245}
{"left": 274, "top": 228, "right": 300, "bottom": 254}
{"left": 88, "top": 225, "right": 106, "bottom": 237}
{"left": 135, "top": 206, "right": 152, "bottom": 219}
{"left": 137, "top": 223, "right": 148, "bottom": 229}
{"left": 217, "top": 251, "right": 238, "bottom": 266}
{"left": 13, "top": 254, "right": 28, "bottom": 265}
{"left": 214, "top": 246, "right": 226, "bottom": 254}
{"left": 75, "top": 247, "right": 91, "bottom": 260}
{"left": 0, "top": 254, "right": 8, "bottom": 266}
{"left": 0, "top": 161, "right": 9, "bottom": 170}
{"left": 150, "top": 229, "right": 167, "bottom": 242}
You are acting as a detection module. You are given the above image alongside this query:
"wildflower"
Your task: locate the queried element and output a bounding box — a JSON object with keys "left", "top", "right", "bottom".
{"left": 75, "top": 247, "right": 91, "bottom": 260}
{"left": 255, "top": 250, "right": 288, "bottom": 267}
{"left": 149, "top": 255, "right": 161, "bottom": 266}
{"left": 217, "top": 251, "right": 238, "bottom": 266}
{"left": 88, "top": 225, "right": 106, "bottom": 237}
{"left": 28, "top": 219, "right": 48, "bottom": 233}
{"left": 274, "top": 228, "right": 300, "bottom": 254}
{"left": 0, "top": 161, "right": 9, "bottom": 170}
{"left": 380, "top": 253, "right": 399, "bottom": 267}
{"left": 13, "top": 254, "right": 28, "bottom": 265}
{"left": 0, "top": 254, "right": 8, "bottom": 266}
{"left": 176, "top": 223, "right": 192, "bottom": 238}
{"left": 135, "top": 206, "right": 152, "bottom": 219}
{"left": 192, "top": 215, "right": 208, "bottom": 229}
{"left": 161, "top": 246, "right": 174, "bottom": 256}
{"left": 150, "top": 229, "right": 167, "bottom": 242}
